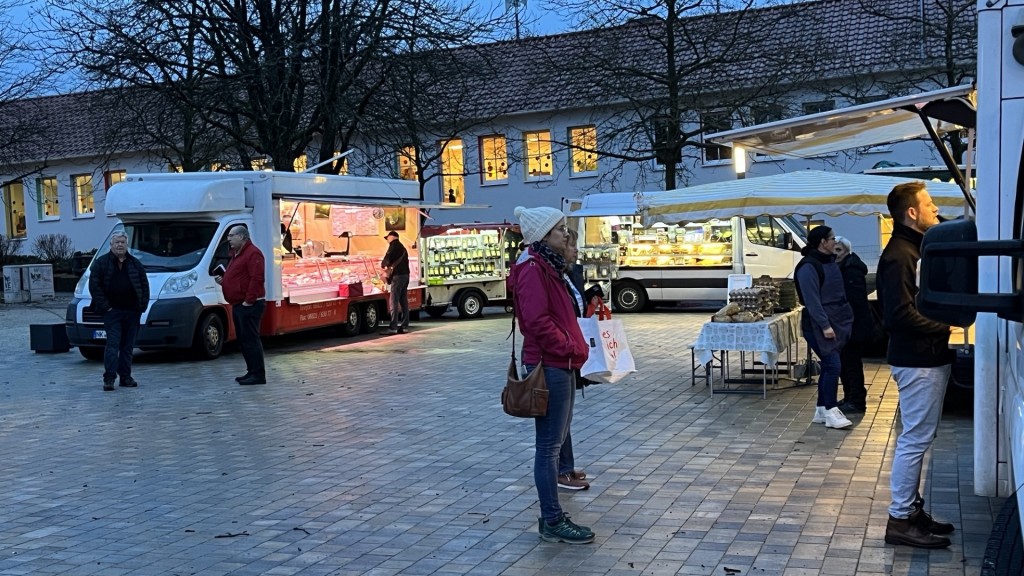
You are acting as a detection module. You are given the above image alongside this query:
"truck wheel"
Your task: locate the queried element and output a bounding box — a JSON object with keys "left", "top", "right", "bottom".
{"left": 982, "top": 493, "right": 1024, "bottom": 575}
{"left": 79, "top": 346, "right": 104, "bottom": 361}
{"left": 457, "top": 289, "right": 485, "bottom": 319}
{"left": 360, "top": 302, "right": 381, "bottom": 333}
{"left": 425, "top": 306, "right": 448, "bottom": 318}
{"left": 613, "top": 282, "right": 647, "bottom": 313}
{"left": 340, "top": 306, "right": 361, "bottom": 337}
{"left": 193, "top": 313, "right": 225, "bottom": 360}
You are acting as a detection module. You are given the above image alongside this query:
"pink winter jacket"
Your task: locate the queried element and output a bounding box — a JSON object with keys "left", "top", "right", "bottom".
{"left": 511, "top": 248, "right": 589, "bottom": 370}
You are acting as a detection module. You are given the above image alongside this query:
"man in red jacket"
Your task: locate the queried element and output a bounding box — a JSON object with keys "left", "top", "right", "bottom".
{"left": 216, "top": 225, "right": 267, "bottom": 385}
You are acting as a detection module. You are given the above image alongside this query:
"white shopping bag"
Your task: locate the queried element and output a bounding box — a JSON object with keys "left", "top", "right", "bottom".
{"left": 578, "top": 300, "right": 636, "bottom": 384}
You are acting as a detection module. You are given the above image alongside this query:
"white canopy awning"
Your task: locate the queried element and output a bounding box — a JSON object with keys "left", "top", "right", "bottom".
{"left": 568, "top": 192, "right": 642, "bottom": 217}
{"left": 639, "top": 170, "right": 971, "bottom": 227}
{"left": 707, "top": 85, "right": 975, "bottom": 158}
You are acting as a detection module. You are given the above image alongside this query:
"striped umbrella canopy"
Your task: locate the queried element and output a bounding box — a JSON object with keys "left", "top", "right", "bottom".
{"left": 639, "top": 170, "right": 972, "bottom": 227}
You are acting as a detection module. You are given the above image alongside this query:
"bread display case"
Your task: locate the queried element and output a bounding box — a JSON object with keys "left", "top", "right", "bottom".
{"left": 617, "top": 220, "right": 733, "bottom": 268}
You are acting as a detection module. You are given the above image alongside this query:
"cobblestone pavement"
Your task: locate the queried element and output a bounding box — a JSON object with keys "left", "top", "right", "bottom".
{"left": 0, "top": 298, "right": 1000, "bottom": 575}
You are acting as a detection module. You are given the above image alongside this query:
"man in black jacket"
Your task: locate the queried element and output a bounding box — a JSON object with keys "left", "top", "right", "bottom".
{"left": 89, "top": 231, "right": 150, "bottom": 392}
{"left": 380, "top": 230, "right": 409, "bottom": 335}
{"left": 878, "top": 181, "right": 956, "bottom": 549}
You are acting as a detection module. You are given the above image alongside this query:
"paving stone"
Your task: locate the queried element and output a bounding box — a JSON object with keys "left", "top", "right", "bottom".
{"left": 0, "top": 300, "right": 1000, "bottom": 575}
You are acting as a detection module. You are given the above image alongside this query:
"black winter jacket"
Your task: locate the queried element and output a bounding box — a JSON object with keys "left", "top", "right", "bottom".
{"left": 838, "top": 252, "right": 876, "bottom": 343}
{"left": 89, "top": 251, "right": 150, "bottom": 314}
{"left": 876, "top": 222, "right": 954, "bottom": 367}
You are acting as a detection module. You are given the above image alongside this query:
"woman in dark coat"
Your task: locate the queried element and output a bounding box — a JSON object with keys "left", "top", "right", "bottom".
{"left": 794, "top": 226, "right": 855, "bottom": 429}
{"left": 835, "top": 236, "right": 873, "bottom": 413}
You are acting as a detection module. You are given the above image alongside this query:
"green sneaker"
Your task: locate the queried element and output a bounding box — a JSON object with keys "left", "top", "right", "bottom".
{"left": 539, "top": 515, "right": 595, "bottom": 544}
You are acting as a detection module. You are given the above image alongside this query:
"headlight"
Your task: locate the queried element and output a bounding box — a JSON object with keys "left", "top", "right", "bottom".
{"left": 74, "top": 274, "right": 89, "bottom": 298}
{"left": 161, "top": 270, "right": 198, "bottom": 295}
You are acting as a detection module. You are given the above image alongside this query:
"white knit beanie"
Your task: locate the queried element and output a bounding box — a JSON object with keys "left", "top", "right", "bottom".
{"left": 514, "top": 205, "right": 565, "bottom": 245}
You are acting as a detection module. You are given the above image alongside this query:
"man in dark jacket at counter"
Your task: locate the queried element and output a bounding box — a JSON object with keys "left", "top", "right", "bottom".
{"left": 380, "top": 230, "right": 410, "bottom": 335}
{"left": 89, "top": 231, "right": 150, "bottom": 392}
{"left": 216, "top": 225, "right": 267, "bottom": 385}
{"left": 878, "top": 181, "right": 956, "bottom": 549}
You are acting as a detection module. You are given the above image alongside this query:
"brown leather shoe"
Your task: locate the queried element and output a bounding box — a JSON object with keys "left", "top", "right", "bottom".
{"left": 885, "top": 513, "right": 951, "bottom": 548}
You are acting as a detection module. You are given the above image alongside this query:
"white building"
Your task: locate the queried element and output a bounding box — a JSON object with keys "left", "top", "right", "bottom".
{"left": 0, "top": 0, "right": 975, "bottom": 254}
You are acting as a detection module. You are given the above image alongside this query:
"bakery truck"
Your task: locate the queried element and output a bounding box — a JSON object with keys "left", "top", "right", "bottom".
{"left": 915, "top": 2, "right": 1024, "bottom": 571}
{"left": 66, "top": 171, "right": 430, "bottom": 360}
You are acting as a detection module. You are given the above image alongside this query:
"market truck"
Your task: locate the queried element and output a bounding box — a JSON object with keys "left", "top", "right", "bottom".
{"left": 914, "top": 1, "right": 1024, "bottom": 567}
{"left": 65, "top": 171, "right": 427, "bottom": 360}
{"left": 568, "top": 191, "right": 808, "bottom": 312}
{"left": 419, "top": 223, "right": 523, "bottom": 319}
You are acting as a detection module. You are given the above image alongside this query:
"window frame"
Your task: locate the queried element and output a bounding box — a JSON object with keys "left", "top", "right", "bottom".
{"left": 439, "top": 138, "right": 465, "bottom": 206}
{"left": 72, "top": 173, "right": 96, "bottom": 219}
{"left": 37, "top": 176, "right": 60, "bottom": 221}
{"left": 397, "top": 146, "right": 418, "bottom": 181}
{"left": 701, "top": 112, "right": 733, "bottom": 166}
{"left": 523, "top": 130, "right": 554, "bottom": 182}
{"left": 479, "top": 135, "right": 508, "bottom": 185}
{"left": 3, "top": 181, "right": 26, "bottom": 238}
{"left": 568, "top": 125, "right": 598, "bottom": 177}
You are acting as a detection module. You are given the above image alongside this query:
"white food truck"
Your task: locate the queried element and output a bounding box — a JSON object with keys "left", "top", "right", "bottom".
{"left": 568, "top": 171, "right": 965, "bottom": 312}
{"left": 65, "top": 171, "right": 429, "bottom": 360}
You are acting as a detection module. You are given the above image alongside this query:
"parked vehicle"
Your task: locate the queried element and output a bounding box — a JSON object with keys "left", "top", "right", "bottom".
{"left": 66, "top": 171, "right": 428, "bottom": 360}
{"left": 419, "top": 223, "right": 522, "bottom": 319}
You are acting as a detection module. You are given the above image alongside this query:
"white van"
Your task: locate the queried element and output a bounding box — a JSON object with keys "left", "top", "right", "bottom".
{"left": 568, "top": 192, "right": 807, "bottom": 311}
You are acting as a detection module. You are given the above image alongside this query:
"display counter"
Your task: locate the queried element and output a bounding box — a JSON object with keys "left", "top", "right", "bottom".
{"left": 282, "top": 255, "right": 420, "bottom": 304}
{"left": 423, "top": 230, "right": 507, "bottom": 285}
{"left": 616, "top": 221, "right": 734, "bottom": 268}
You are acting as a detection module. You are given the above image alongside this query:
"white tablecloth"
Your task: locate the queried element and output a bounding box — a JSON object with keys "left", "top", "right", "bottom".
{"left": 692, "top": 308, "right": 802, "bottom": 367}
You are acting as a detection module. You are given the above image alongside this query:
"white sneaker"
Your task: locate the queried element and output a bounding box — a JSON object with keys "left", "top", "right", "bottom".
{"left": 812, "top": 406, "right": 827, "bottom": 424}
{"left": 825, "top": 407, "right": 853, "bottom": 429}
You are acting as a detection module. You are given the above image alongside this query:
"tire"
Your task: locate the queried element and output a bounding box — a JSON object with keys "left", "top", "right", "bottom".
{"left": 192, "top": 313, "right": 225, "bottom": 360}
{"left": 360, "top": 302, "right": 381, "bottom": 333}
{"left": 457, "top": 289, "right": 485, "bottom": 319}
{"left": 425, "top": 305, "right": 448, "bottom": 318}
{"left": 613, "top": 281, "right": 647, "bottom": 313}
{"left": 982, "top": 493, "right": 1024, "bottom": 575}
{"left": 79, "top": 346, "right": 104, "bottom": 361}
{"left": 340, "top": 305, "right": 361, "bottom": 337}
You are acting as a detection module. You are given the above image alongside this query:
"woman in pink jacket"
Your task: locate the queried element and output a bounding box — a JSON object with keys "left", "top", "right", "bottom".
{"left": 512, "top": 205, "right": 592, "bottom": 544}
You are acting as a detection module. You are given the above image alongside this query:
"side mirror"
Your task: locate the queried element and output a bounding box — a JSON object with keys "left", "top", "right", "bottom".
{"left": 919, "top": 219, "right": 1024, "bottom": 325}
{"left": 779, "top": 232, "right": 793, "bottom": 250}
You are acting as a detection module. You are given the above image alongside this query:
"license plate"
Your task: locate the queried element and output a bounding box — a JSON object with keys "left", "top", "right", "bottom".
{"left": 93, "top": 330, "right": 107, "bottom": 340}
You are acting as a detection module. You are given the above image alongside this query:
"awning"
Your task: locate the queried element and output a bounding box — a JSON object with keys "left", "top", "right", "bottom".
{"left": 639, "top": 170, "right": 970, "bottom": 227}
{"left": 707, "top": 85, "right": 976, "bottom": 159}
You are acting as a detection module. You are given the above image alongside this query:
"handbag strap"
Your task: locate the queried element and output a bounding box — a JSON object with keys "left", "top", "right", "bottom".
{"left": 586, "top": 296, "right": 612, "bottom": 320}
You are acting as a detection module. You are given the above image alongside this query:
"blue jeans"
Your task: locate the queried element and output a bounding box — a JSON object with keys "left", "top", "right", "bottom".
{"left": 102, "top": 308, "right": 141, "bottom": 381}
{"left": 888, "top": 365, "right": 951, "bottom": 518}
{"left": 803, "top": 329, "right": 841, "bottom": 409}
{"left": 528, "top": 364, "right": 575, "bottom": 523}
{"left": 389, "top": 274, "right": 410, "bottom": 330}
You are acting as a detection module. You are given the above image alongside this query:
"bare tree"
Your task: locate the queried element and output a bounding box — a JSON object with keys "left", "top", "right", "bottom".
{"left": 533, "top": 0, "right": 821, "bottom": 190}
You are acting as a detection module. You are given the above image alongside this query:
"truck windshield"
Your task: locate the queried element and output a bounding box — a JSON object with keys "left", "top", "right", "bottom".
{"left": 95, "top": 222, "right": 220, "bottom": 272}
{"left": 780, "top": 215, "right": 809, "bottom": 243}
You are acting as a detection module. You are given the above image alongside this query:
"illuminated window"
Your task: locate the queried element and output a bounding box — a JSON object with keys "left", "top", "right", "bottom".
{"left": 330, "top": 152, "right": 349, "bottom": 175}
{"left": 569, "top": 126, "right": 597, "bottom": 175}
{"left": 293, "top": 154, "right": 307, "bottom": 173}
{"left": 73, "top": 174, "right": 95, "bottom": 217}
{"left": 524, "top": 130, "right": 553, "bottom": 180}
{"left": 398, "top": 146, "right": 418, "bottom": 181}
{"left": 251, "top": 157, "right": 271, "bottom": 171}
{"left": 168, "top": 164, "right": 183, "bottom": 173}
{"left": 37, "top": 176, "right": 59, "bottom": 220}
{"left": 440, "top": 138, "right": 464, "bottom": 206}
{"left": 701, "top": 112, "right": 732, "bottom": 164}
{"left": 479, "top": 135, "right": 508, "bottom": 184}
{"left": 3, "top": 181, "right": 26, "bottom": 238}
{"left": 104, "top": 170, "right": 126, "bottom": 189}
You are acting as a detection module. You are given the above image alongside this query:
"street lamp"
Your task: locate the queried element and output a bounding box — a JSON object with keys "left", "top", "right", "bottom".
{"left": 732, "top": 145, "right": 747, "bottom": 180}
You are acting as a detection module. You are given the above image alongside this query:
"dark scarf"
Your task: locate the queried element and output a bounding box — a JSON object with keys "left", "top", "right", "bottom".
{"left": 530, "top": 241, "right": 573, "bottom": 295}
